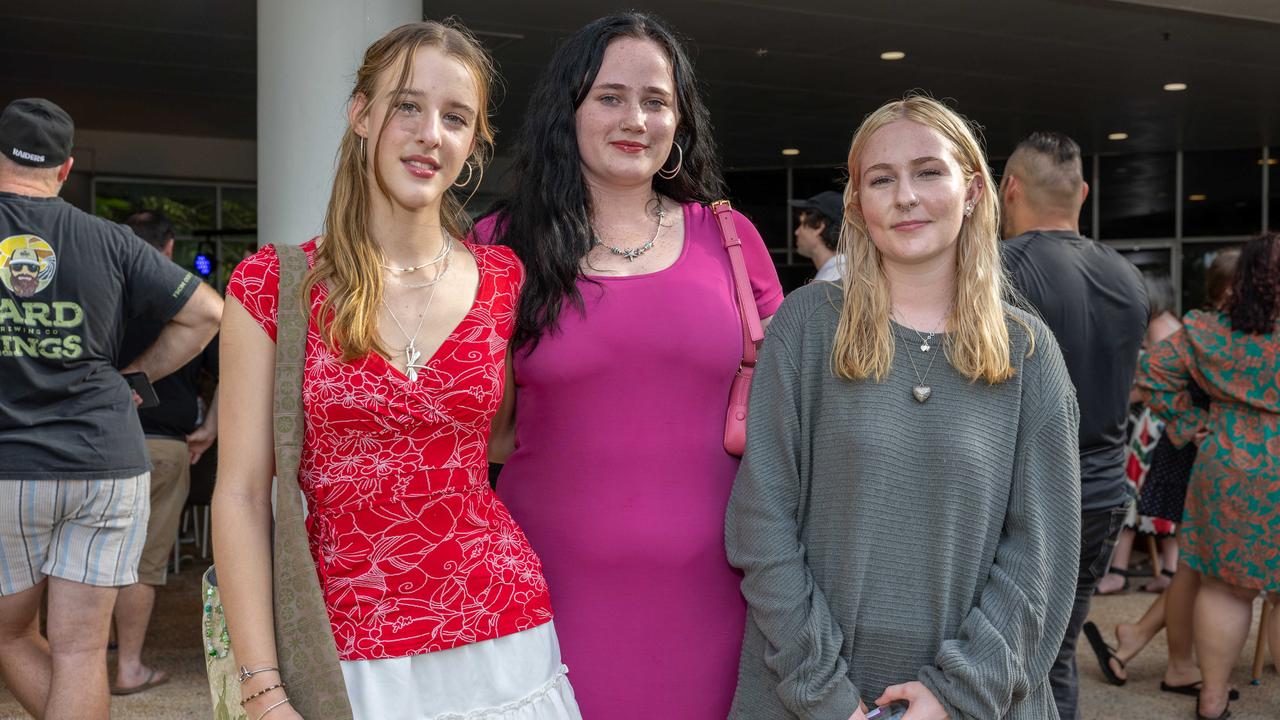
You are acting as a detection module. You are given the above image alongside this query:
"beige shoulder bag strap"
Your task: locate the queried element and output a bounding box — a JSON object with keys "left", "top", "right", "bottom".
{"left": 271, "top": 243, "right": 353, "bottom": 719}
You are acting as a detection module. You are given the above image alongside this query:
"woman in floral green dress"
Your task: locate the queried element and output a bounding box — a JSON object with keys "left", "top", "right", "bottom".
{"left": 1136, "top": 232, "right": 1280, "bottom": 720}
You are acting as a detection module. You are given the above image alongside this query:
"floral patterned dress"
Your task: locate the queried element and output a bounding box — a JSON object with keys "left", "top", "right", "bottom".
{"left": 1136, "top": 309, "right": 1280, "bottom": 592}
{"left": 227, "top": 240, "right": 554, "bottom": 660}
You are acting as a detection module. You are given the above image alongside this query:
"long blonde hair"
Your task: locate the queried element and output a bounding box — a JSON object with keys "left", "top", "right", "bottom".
{"left": 832, "top": 95, "right": 1032, "bottom": 384}
{"left": 303, "top": 20, "right": 497, "bottom": 360}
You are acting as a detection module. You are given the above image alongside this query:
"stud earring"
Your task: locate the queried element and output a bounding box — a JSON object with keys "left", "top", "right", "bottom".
{"left": 963, "top": 201, "right": 974, "bottom": 217}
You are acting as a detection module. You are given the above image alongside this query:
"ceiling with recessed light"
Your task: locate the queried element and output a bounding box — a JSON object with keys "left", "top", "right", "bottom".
{"left": 1, "top": 0, "right": 1278, "bottom": 169}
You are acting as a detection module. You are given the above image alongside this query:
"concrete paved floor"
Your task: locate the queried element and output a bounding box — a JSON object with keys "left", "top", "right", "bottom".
{"left": 0, "top": 564, "right": 1275, "bottom": 719}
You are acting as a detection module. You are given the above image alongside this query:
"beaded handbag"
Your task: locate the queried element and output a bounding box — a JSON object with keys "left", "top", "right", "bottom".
{"left": 202, "top": 566, "right": 247, "bottom": 720}
{"left": 200, "top": 243, "right": 353, "bottom": 719}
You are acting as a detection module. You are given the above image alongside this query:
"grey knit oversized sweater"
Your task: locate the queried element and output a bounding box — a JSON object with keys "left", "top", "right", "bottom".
{"left": 726, "top": 283, "right": 1081, "bottom": 720}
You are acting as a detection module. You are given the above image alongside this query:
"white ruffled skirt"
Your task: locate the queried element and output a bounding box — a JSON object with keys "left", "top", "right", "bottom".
{"left": 339, "top": 621, "right": 581, "bottom": 720}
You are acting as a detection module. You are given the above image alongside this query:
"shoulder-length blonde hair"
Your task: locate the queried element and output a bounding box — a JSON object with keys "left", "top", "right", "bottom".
{"left": 832, "top": 94, "right": 1032, "bottom": 384}
{"left": 303, "top": 20, "right": 497, "bottom": 361}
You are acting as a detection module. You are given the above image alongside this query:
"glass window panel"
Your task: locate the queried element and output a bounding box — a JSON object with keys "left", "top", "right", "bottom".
{"left": 171, "top": 239, "right": 201, "bottom": 277}
{"left": 220, "top": 187, "right": 257, "bottom": 230}
{"left": 94, "top": 181, "right": 215, "bottom": 236}
{"left": 1183, "top": 149, "right": 1262, "bottom": 237}
{"left": 218, "top": 238, "right": 257, "bottom": 293}
{"left": 725, "top": 169, "right": 787, "bottom": 251}
{"left": 1098, "top": 154, "right": 1175, "bottom": 239}
{"left": 1114, "top": 247, "right": 1171, "bottom": 278}
{"left": 792, "top": 166, "right": 847, "bottom": 201}
{"left": 1269, "top": 148, "right": 1279, "bottom": 232}
{"left": 1181, "top": 242, "right": 1244, "bottom": 313}
{"left": 1114, "top": 246, "right": 1173, "bottom": 312}
{"left": 1079, "top": 155, "right": 1095, "bottom": 238}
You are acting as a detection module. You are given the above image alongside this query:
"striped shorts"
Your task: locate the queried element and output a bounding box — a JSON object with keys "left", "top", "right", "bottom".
{"left": 0, "top": 475, "right": 150, "bottom": 595}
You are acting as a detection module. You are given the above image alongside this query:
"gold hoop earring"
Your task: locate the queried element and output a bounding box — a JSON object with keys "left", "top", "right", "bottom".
{"left": 454, "top": 161, "right": 475, "bottom": 188}
{"left": 657, "top": 142, "right": 683, "bottom": 180}
{"left": 359, "top": 136, "right": 366, "bottom": 159}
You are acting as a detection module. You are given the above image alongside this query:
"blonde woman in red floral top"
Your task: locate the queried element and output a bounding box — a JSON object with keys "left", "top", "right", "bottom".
{"left": 213, "top": 22, "right": 579, "bottom": 720}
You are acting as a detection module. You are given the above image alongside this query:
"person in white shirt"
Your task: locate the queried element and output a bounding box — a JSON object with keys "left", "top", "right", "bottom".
{"left": 791, "top": 190, "right": 846, "bottom": 283}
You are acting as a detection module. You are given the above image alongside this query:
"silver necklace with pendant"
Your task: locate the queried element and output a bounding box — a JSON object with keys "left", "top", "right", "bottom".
{"left": 380, "top": 241, "right": 449, "bottom": 381}
{"left": 892, "top": 307, "right": 949, "bottom": 404}
{"left": 898, "top": 304, "right": 950, "bottom": 353}
{"left": 592, "top": 195, "right": 666, "bottom": 262}
{"left": 896, "top": 326, "right": 940, "bottom": 403}
{"left": 380, "top": 235, "right": 450, "bottom": 273}
{"left": 909, "top": 325, "right": 941, "bottom": 353}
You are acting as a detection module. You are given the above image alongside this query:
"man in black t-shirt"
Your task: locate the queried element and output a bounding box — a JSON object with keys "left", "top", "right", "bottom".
{"left": 1000, "top": 131, "right": 1149, "bottom": 720}
{"left": 109, "top": 209, "right": 220, "bottom": 695}
{"left": 0, "top": 98, "right": 222, "bottom": 720}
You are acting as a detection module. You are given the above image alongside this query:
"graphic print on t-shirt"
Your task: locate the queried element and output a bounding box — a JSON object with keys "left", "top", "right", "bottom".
{"left": 0, "top": 233, "right": 82, "bottom": 360}
{"left": 0, "top": 234, "right": 56, "bottom": 297}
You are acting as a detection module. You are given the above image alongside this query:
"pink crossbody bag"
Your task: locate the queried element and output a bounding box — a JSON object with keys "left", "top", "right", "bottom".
{"left": 710, "top": 200, "right": 765, "bottom": 457}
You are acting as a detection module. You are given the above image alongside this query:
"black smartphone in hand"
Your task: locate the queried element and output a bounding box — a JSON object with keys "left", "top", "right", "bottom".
{"left": 123, "top": 372, "right": 160, "bottom": 409}
{"left": 866, "top": 700, "right": 909, "bottom": 720}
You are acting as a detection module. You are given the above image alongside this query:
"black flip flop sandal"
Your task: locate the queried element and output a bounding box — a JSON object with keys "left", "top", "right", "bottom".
{"left": 1082, "top": 621, "right": 1127, "bottom": 686}
{"left": 1196, "top": 699, "right": 1231, "bottom": 719}
{"left": 1162, "top": 682, "right": 1239, "bottom": 701}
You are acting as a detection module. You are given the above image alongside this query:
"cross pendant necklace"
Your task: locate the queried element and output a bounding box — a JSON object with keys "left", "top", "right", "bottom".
{"left": 381, "top": 277, "right": 440, "bottom": 382}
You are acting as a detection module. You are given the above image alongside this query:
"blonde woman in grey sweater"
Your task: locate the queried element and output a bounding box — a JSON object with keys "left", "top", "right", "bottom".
{"left": 726, "top": 96, "right": 1081, "bottom": 720}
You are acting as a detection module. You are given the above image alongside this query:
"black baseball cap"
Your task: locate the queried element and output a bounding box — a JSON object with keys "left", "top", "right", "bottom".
{"left": 790, "top": 190, "right": 844, "bottom": 226}
{"left": 0, "top": 98, "right": 74, "bottom": 168}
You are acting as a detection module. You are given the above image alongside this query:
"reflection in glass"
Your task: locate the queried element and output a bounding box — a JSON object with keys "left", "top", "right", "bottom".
{"left": 792, "top": 166, "right": 846, "bottom": 204}
{"left": 1269, "top": 148, "right": 1279, "bottom": 232}
{"left": 1181, "top": 242, "right": 1244, "bottom": 313}
{"left": 1183, "top": 150, "right": 1261, "bottom": 237}
{"left": 95, "top": 182, "right": 216, "bottom": 235}
{"left": 1079, "top": 155, "right": 1094, "bottom": 238}
{"left": 1099, "top": 154, "right": 1175, "bottom": 239}
{"left": 725, "top": 170, "right": 787, "bottom": 252}
{"left": 221, "top": 187, "right": 257, "bottom": 230}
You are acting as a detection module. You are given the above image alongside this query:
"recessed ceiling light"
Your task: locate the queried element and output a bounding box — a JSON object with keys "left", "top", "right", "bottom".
{"left": 781, "top": 148, "right": 800, "bottom": 156}
{"left": 1163, "top": 82, "right": 1188, "bottom": 92}
{"left": 1108, "top": 132, "right": 1129, "bottom": 141}
{"left": 1259, "top": 158, "right": 1279, "bottom": 166}
{"left": 1188, "top": 194, "right": 1207, "bottom": 202}
{"left": 880, "top": 51, "right": 906, "bottom": 61}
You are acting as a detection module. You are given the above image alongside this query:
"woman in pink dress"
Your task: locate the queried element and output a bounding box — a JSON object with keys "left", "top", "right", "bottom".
{"left": 477, "top": 12, "right": 783, "bottom": 719}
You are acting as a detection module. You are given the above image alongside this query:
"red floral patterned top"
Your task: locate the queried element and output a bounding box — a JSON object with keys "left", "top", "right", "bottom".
{"left": 227, "top": 239, "right": 552, "bottom": 661}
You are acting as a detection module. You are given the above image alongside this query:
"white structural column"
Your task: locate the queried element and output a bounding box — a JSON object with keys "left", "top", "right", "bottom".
{"left": 258, "top": 0, "right": 420, "bottom": 246}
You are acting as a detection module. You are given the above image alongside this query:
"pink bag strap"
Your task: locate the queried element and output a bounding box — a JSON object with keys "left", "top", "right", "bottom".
{"left": 711, "top": 200, "right": 763, "bottom": 366}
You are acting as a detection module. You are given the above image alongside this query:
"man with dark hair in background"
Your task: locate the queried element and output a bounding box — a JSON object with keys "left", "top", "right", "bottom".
{"left": 0, "top": 98, "right": 222, "bottom": 720}
{"left": 790, "top": 190, "right": 845, "bottom": 282}
{"left": 109, "top": 209, "right": 220, "bottom": 695}
{"left": 1001, "top": 131, "right": 1150, "bottom": 720}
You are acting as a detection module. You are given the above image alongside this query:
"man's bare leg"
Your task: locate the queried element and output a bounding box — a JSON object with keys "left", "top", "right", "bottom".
{"left": 44, "top": 577, "right": 118, "bottom": 720}
{"left": 0, "top": 580, "right": 52, "bottom": 718}
{"left": 112, "top": 582, "right": 168, "bottom": 690}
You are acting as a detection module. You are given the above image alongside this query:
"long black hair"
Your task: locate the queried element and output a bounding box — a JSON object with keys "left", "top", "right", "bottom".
{"left": 488, "top": 12, "right": 726, "bottom": 351}
{"left": 1226, "top": 232, "right": 1280, "bottom": 334}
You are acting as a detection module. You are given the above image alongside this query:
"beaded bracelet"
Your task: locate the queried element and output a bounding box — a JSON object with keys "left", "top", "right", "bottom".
{"left": 256, "top": 697, "right": 291, "bottom": 720}
{"left": 241, "top": 682, "right": 287, "bottom": 706}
